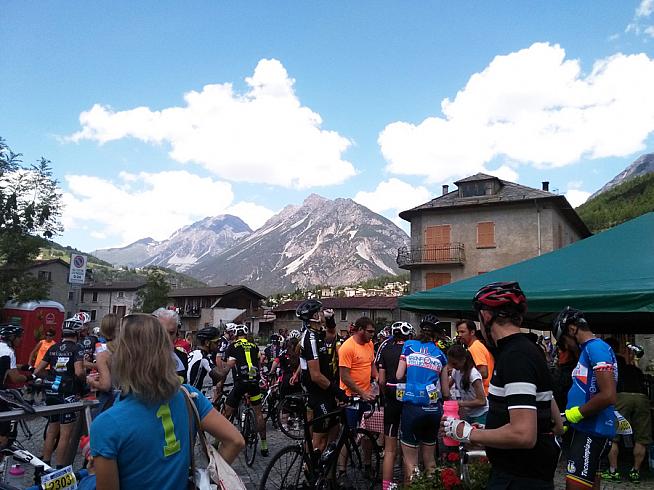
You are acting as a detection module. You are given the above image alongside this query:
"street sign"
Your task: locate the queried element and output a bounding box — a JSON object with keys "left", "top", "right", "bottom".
{"left": 68, "top": 254, "right": 87, "bottom": 285}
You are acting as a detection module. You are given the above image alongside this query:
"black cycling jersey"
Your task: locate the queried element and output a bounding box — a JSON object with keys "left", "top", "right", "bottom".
{"left": 485, "top": 333, "right": 558, "bottom": 482}
{"left": 264, "top": 344, "right": 283, "bottom": 371}
{"left": 324, "top": 332, "right": 344, "bottom": 379}
{"left": 299, "top": 329, "right": 332, "bottom": 394}
{"left": 42, "top": 340, "right": 83, "bottom": 396}
{"left": 225, "top": 338, "right": 260, "bottom": 383}
{"left": 377, "top": 339, "right": 405, "bottom": 387}
{"left": 187, "top": 349, "right": 215, "bottom": 389}
{"left": 216, "top": 335, "right": 231, "bottom": 362}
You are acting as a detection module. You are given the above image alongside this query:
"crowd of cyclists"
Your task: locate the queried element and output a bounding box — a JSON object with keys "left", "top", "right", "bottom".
{"left": 0, "top": 280, "right": 646, "bottom": 489}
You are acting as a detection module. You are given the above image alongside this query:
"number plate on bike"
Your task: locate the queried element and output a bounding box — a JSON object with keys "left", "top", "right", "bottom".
{"left": 41, "top": 465, "right": 78, "bottom": 490}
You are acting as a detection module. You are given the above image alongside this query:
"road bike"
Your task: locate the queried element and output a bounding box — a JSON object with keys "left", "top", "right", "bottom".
{"left": 260, "top": 393, "right": 382, "bottom": 490}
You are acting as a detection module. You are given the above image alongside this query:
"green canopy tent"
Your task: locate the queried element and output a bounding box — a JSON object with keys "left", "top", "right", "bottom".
{"left": 399, "top": 212, "right": 654, "bottom": 332}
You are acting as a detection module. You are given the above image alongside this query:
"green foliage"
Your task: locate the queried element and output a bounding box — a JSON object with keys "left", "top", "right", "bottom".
{"left": 577, "top": 173, "right": 654, "bottom": 232}
{"left": 404, "top": 460, "right": 490, "bottom": 490}
{"left": 0, "top": 138, "right": 63, "bottom": 305}
{"left": 355, "top": 273, "right": 409, "bottom": 290}
{"left": 134, "top": 268, "right": 171, "bottom": 313}
{"left": 40, "top": 240, "right": 113, "bottom": 267}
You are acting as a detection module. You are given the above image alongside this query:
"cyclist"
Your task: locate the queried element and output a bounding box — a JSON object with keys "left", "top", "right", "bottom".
{"left": 324, "top": 309, "right": 344, "bottom": 383}
{"left": 220, "top": 324, "right": 269, "bottom": 456}
{"left": 187, "top": 326, "right": 221, "bottom": 390}
{"left": 377, "top": 321, "right": 412, "bottom": 490}
{"left": 552, "top": 307, "right": 617, "bottom": 489}
{"left": 35, "top": 317, "right": 86, "bottom": 467}
{"left": 298, "top": 299, "right": 343, "bottom": 452}
{"left": 74, "top": 312, "right": 97, "bottom": 371}
{"left": 261, "top": 333, "right": 284, "bottom": 377}
{"left": 0, "top": 324, "right": 32, "bottom": 388}
{"left": 396, "top": 314, "right": 449, "bottom": 483}
{"left": 443, "top": 282, "right": 561, "bottom": 489}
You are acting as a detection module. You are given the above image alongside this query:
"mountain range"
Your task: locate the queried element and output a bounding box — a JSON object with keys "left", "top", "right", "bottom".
{"left": 590, "top": 153, "right": 654, "bottom": 198}
{"left": 93, "top": 195, "right": 409, "bottom": 294}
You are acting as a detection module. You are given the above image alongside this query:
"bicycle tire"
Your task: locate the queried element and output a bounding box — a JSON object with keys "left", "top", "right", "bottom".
{"left": 277, "top": 396, "right": 305, "bottom": 440}
{"left": 332, "top": 428, "right": 381, "bottom": 490}
{"left": 243, "top": 408, "right": 258, "bottom": 467}
{"left": 259, "top": 444, "right": 309, "bottom": 490}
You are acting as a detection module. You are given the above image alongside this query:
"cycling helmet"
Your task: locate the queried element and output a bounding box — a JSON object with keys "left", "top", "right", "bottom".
{"left": 552, "top": 306, "right": 587, "bottom": 342}
{"left": 627, "top": 343, "right": 645, "bottom": 359}
{"left": 391, "top": 321, "right": 413, "bottom": 337}
{"left": 234, "top": 324, "right": 249, "bottom": 336}
{"left": 473, "top": 282, "right": 527, "bottom": 314}
{"left": 63, "top": 314, "right": 86, "bottom": 335}
{"left": 0, "top": 324, "right": 23, "bottom": 338}
{"left": 289, "top": 329, "right": 301, "bottom": 339}
{"left": 295, "top": 299, "right": 323, "bottom": 322}
{"left": 196, "top": 326, "right": 220, "bottom": 342}
{"left": 419, "top": 313, "right": 442, "bottom": 331}
{"left": 92, "top": 326, "right": 101, "bottom": 336}
{"left": 224, "top": 323, "right": 237, "bottom": 334}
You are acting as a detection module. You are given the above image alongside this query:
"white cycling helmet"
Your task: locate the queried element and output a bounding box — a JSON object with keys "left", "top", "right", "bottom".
{"left": 289, "top": 329, "right": 301, "bottom": 339}
{"left": 225, "top": 323, "right": 238, "bottom": 334}
{"left": 234, "top": 324, "right": 249, "bottom": 336}
{"left": 391, "top": 321, "right": 413, "bottom": 337}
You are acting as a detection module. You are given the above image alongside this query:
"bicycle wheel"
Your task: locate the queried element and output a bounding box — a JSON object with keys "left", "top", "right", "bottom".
{"left": 333, "top": 429, "right": 381, "bottom": 490}
{"left": 259, "top": 444, "right": 310, "bottom": 490}
{"left": 243, "top": 408, "right": 258, "bottom": 467}
{"left": 277, "top": 396, "right": 305, "bottom": 440}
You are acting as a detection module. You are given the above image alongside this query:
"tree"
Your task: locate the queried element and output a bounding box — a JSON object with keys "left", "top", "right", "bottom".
{"left": 135, "top": 268, "right": 171, "bottom": 313}
{"left": 0, "top": 138, "right": 62, "bottom": 305}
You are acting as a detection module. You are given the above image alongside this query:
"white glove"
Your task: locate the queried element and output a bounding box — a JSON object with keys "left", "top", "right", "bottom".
{"left": 444, "top": 416, "right": 475, "bottom": 443}
{"left": 323, "top": 309, "right": 334, "bottom": 319}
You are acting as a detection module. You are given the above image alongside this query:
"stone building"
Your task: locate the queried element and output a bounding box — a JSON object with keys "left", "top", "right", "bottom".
{"left": 23, "top": 259, "right": 79, "bottom": 315}
{"left": 398, "top": 173, "right": 591, "bottom": 293}
{"left": 79, "top": 280, "right": 147, "bottom": 325}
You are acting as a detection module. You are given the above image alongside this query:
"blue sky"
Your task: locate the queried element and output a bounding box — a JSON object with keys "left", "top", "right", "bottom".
{"left": 3, "top": 1, "right": 654, "bottom": 251}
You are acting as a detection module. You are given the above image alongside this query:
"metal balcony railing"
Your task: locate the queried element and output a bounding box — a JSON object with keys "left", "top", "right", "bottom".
{"left": 396, "top": 243, "right": 465, "bottom": 268}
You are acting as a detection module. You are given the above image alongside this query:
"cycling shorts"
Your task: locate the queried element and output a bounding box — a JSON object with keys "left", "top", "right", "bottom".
{"left": 308, "top": 392, "right": 338, "bottom": 434}
{"left": 400, "top": 402, "right": 442, "bottom": 447}
{"left": 45, "top": 394, "right": 78, "bottom": 424}
{"left": 566, "top": 429, "right": 610, "bottom": 487}
{"left": 225, "top": 382, "right": 261, "bottom": 408}
{"left": 384, "top": 397, "right": 402, "bottom": 438}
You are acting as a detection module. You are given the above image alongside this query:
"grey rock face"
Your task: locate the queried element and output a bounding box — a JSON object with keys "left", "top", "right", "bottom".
{"left": 591, "top": 153, "right": 654, "bottom": 198}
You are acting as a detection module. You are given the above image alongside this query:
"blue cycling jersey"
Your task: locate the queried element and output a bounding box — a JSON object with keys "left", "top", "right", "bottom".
{"left": 566, "top": 338, "right": 618, "bottom": 438}
{"left": 400, "top": 340, "right": 447, "bottom": 406}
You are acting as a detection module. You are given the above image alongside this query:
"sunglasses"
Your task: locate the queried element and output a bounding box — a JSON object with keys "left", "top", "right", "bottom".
{"left": 365, "top": 329, "right": 376, "bottom": 334}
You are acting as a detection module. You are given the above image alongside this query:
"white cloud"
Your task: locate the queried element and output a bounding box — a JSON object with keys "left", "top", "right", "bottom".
{"left": 68, "top": 59, "right": 355, "bottom": 189}
{"left": 225, "top": 201, "right": 276, "bottom": 231}
{"left": 379, "top": 43, "right": 654, "bottom": 183}
{"left": 565, "top": 189, "right": 591, "bottom": 207}
{"left": 61, "top": 170, "right": 274, "bottom": 246}
{"left": 353, "top": 178, "right": 433, "bottom": 219}
{"left": 627, "top": 0, "right": 654, "bottom": 35}
{"left": 485, "top": 165, "right": 519, "bottom": 182}
{"left": 637, "top": 0, "right": 654, "bottom": 17}
{"left": 646, "top": 25, "right": 654, "bottom": 37}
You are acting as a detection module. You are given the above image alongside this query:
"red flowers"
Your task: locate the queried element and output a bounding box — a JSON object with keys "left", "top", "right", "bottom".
{"left": 446, "top": 451, "right": 459, "bottom": 462}
{"left": 440, "top": 467, "right": 462, "bottom": 490}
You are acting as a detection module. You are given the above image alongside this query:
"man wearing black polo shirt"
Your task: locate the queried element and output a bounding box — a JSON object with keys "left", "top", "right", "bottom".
{"left": 443, "top": 282, "right": 563, "bottom": 489}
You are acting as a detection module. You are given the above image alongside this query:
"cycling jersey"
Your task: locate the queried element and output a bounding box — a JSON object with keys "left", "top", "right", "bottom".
{"left": 400, "top": 340, "right": 447, "bottom": 406}
{"left": 42, "top": 340, "right": 83, "bottom": 396}
{"left": 187, "top": 349, "right": 215, "bottom": 389}
{"left": 0, "top": 341, "right": 17, "bottom": 389}
{"left": 216, "top": 336, "right": 231, "bottom": 362}
{"left": 277, "top": 349, "right": 299, "bottom": 382}
{"left": 486, "top": 333, "right": 558, "bottom": 482}
{"left": 299, "top": 329, "right": 332, "bottom": 394}
{"left": 324, "top": 332, "right": 344, "bottom": 379}
{"left": 377, "top": 338, "right": 405, "bottom": 438}
{"left": 566, "top": 337, "right": 617, "bottom": 438}
{"left": 264, "top": 344, "right": 283, "bottom": 372}
{"left": 225, "top": 338, "right": 260, "bottom": 383}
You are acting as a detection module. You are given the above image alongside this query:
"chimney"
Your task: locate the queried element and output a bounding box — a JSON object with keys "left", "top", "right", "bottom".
{"left": 442, "top": 185, "right": 449, "bottom": 195}
{"left": 542, "top": 181, "right": 549, "bottom": 192}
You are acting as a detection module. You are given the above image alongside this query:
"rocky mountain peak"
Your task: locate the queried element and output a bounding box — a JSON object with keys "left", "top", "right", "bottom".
{"left": 592, "top": 153, "right": 654, "bottom": 198}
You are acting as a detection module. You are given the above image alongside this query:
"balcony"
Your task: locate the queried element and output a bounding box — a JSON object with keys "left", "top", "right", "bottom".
{"left": 396, "top": 243, "right": 465, "bottom": 268}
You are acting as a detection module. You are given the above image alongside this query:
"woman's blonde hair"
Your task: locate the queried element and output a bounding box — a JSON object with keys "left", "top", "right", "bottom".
{"left": 112, "top": 313, "right": 180, "bottom": 404}
{"left": 100, "top": 314, "right": 119, "bottom": 341}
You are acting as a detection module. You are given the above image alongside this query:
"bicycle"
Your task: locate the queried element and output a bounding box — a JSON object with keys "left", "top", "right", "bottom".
{"left": 260, "top": 378, "right": 281, "bottom": 429}
{"left": 276, "top": 391, "right": 305, "bottom": 440}
{"left": 259, "top": 393, "right": 382, "bottom": 490}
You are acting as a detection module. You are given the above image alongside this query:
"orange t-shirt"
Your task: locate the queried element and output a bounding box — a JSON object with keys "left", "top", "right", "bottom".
{"left": 34, "top": 339, "right": 55, "bottom": 367}
{"left": 338, "top": 337, "right": 374, "bottom": 396}
{"left": 468, "top": 339, "right": 494, "bottom": 395}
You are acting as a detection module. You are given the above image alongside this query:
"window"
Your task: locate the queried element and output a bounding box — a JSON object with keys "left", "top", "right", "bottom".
{"left": 476, "top": 222, "right": 495, "bottom": 248}
{"left": 117, "top": 291, "right": 125, "bottom": 299}
{"left": 90, "top": 310, "right": 97, "bottom": 321}
{"left": 340, "top": 309, "right": 347, "bottom": 321}
{"left": 38, "top": 271, "right": 52, "bottom": 281}
{"left": 426, "top": 272, "right": 451, "bottom": 289}
{"left": 424, "top": 225, "right": 451, "bottom": 261}
{"left": 92, "top": 291, "right": 98, "bottom": 302}
{"left": 68, "top": 291, "right": 74, "bottom": 301}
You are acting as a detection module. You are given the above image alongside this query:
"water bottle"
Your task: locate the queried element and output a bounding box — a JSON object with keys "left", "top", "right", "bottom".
{"left": 443, "top": 400, "right": 460, "bottom": 447}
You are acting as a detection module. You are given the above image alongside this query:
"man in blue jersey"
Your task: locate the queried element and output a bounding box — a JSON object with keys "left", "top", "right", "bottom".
{"left": 552, "top": 307, "right": 617, "bottom": 489}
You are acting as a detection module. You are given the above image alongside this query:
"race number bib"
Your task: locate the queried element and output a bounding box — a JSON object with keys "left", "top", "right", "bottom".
{"left": 41, "top": 465, "right": 77, "bottom": 490}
